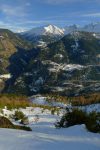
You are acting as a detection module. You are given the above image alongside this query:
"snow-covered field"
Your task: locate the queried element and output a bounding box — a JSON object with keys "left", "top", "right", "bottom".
{"left": 76, "top": 103, "right": 100, "bottom": 113}
{"left": 0, "top": 107, "right": 100, "bottom": 150}
{"left": 30, "top": 95, "right": 67, "bottom": 107}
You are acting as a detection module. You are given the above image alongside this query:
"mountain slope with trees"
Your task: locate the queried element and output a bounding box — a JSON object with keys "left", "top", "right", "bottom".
{"left": 7, "top": 31, "right": 100, "bottom": 96}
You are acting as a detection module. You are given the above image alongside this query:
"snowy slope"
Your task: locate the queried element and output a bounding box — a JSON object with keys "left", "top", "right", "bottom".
{"left": 30, "top": 95, "right": 67, "bottom": 107}
{"left": 23, "top": 25, "right": 64, "bottom": 36}
{"left": 76, "top": 103, "right": 100, "bottom": 113}
{"left": 0, "top": 107, "right": 100, "bottom": 150}
{"left": 0, "top": 74, "right": 11, "bottom": 79}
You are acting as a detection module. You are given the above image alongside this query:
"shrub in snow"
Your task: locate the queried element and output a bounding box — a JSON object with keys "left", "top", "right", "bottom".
{"left": 0, "top": 109, "right": 3, "bottom": 114}
{"left": 51, "top": 109, "right": 55, "bottom": 115}
{"left": 55, "top": 109, "right": 86, "bottom": 128}
{"left": 55, "top": 108, "right": 100, "bottom": 133}
{"left": 13, "top": 110, "right": 29, "bottom": 125}
{"left": 20, "top": 116, "right": 29, "bottom": 125}
{"left": 0, "top": 116, "right": 14, "bottom": 129}
{"left": 85, "top": 112, "right": 100, "bottom": 133}
{"left": 0, "top": 116, "right": 31, "bottom": 131}
{"left": 14, "top": 111, "right": 25, "bottom": 121}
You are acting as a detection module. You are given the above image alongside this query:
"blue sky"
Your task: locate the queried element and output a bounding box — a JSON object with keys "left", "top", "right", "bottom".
{"left": 0, "top": 0, "right": 100, "bottom": 32}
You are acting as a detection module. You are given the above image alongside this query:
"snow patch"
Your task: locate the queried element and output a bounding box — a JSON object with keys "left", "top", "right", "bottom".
{"left": 0, "top": 74, "right": 11, "bottom": 79}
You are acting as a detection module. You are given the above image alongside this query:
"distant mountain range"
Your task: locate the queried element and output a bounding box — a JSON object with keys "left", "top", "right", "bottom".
{"left": 64, "top": 22, "right": 100, "bottom": 34}
{"left": 23, "top": 25, "right": 64, "bottom": 36}
{"left": 20, "top": 22, "right": 100, "bottom": 45}
{"left": 0, "top": 23, "right": 100, "bottom": 96}
{"left": 21, "top": 22, "right": 100, "bottom": 36}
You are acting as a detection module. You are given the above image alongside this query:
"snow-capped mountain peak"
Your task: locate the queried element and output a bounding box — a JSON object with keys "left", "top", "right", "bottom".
{"left": 44, "top": 24, "right": 64, "bottom": 35}
{"left": 21, "top": 22, "right": 100, "bottom": 38}
{"left": 24, "top": 24, "right": 64, "bottom": 36}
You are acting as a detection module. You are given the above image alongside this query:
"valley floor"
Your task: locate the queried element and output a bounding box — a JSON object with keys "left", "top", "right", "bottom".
{"left": 0, "top": 107, "right": 100, "bottom": 150}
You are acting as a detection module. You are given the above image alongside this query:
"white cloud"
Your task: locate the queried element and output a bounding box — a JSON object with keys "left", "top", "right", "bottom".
{"left": 83, "top": 12, "right": 100, "bottom": 17}
{"left": 39, "top": 0, "right": 100, "bottom": 5}
{"left": 0, "top": 22, "right": 27, "bottom": 32}
{"left": 16, "top": 29, "right": 27, "bottom": 33}
{"left": 0, "top": 4, "right": 28, "bottom": 17}
{"left": 41, "top": 0, "right": 85, "bottom": 4}
{"left": 0, "top": 21, "right": 14, "bottom": 30}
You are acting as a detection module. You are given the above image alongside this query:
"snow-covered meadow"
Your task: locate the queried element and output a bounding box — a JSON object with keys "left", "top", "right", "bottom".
{"left": 0, "top": 106, "right": 100, "bottom": 150}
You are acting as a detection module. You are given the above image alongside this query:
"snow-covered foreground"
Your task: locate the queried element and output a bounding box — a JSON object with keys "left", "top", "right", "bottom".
{"left": 0, "top": 125, "right": 100, "bottom": 150}
{"left": 0, "top": 107, "right": 100, "bottom": 150}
